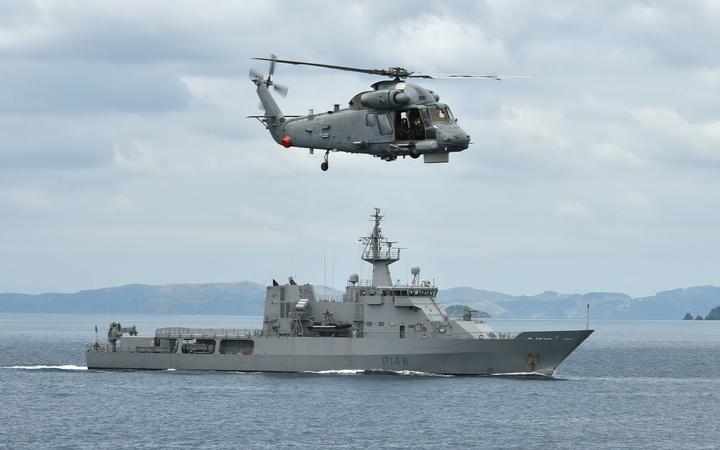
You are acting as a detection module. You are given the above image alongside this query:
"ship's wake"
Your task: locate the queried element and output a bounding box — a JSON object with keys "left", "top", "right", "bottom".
{"left": 3, "top": 364, "right": 88, "bottom": 371}
{"left": 490, "top": 371, "right": 558, "bottom": 380}
{"left": 303, "top": 369, "right": 454, "bottom": 377}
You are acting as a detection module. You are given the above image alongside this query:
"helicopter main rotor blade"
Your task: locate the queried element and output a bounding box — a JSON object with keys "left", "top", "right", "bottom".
{"left": 409, "top": 73, "right": 535, "bottom": 80}
{"left": 253, "top": 56, "right": 533, "bottom": 81}
{"left": 253, "top": 57, "right": 392, "bottom": 77}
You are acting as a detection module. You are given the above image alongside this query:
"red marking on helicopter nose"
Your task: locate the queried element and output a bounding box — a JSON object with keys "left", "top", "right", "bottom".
{"left": 280, "top": 136, "right": 292, "bottom": 148}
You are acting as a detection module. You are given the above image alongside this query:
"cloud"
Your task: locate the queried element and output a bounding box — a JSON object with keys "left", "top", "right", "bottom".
{"left": 0, "top": 62, "right": 192, "bottom": 114}
{"left": 1, "top": 0, "right": 719, "bottom": 296}
{"left": 373, "top": 15, "right": 508, "bottom": 71}
{"left": 589, "top": 142, "right": 648, "bottom": 167}
{"left": 630, "top": 107, "right": 720, "bottom": 166}
{"left": 556, "top": 201, "right": 593, "bottom": 219}
{"left": 0, "top": 114, "right": 114, "bottom": 170}
{"left": 0, "top": 187, "right": 51, "bottom": 214}
{"left": 0, "top": 1, "right": 278, "bottom": 63}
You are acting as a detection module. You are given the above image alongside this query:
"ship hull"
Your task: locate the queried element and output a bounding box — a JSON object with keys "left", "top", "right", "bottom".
{"left": 86, "top": 330, "right": 592, "bottom": 376}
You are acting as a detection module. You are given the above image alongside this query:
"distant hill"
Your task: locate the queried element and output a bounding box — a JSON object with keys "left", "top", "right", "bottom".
{"left": 0, "top": 282, "right": 267, "bottom": 315}
{"left": 437, "top": 286, "right": 720, "bottom": 319}
{"left": 632, "top": 287, "right": 720, "bottom": 320}
{"left": 706, "top": 306, "right": 720, "bottom": 320}
{"left": 1, "top": 282, "right": 718, "bottom": 319}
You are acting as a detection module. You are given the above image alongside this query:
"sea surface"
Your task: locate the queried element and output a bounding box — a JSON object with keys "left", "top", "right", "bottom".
{"left": 0, "top": 314, "right": 718, "bottom": 449}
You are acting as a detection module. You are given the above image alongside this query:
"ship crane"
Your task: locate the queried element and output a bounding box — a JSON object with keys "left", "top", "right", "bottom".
{"left": 107, "top": 322, "right": 137, "bottom": 351}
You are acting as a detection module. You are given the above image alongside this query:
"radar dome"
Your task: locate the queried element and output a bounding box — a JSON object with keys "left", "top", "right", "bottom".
{"left": 348, "top": 273, "right": 359, "bottom": 285}
{"left": 411, "top": 266, "right": 421, "bottom": 276}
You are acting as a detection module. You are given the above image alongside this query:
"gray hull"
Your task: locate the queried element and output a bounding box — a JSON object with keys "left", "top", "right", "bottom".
{"left": 87, "top": 330, "right": 592, "bottom": 376}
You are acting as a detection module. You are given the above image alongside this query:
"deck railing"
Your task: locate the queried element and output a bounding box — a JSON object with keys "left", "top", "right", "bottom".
{"left": 154, "top": 327, "right": 262, "bottom": 339}
{"left": 348, "top": 279, "right": 437, "bottom": 288}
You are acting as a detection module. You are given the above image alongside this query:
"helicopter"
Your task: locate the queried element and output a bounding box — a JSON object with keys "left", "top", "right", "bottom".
{"left": 249, "top": 55, "right": 524, "bottom": 171}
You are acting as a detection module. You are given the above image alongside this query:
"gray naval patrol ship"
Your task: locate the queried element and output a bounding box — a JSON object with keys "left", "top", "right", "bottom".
{"left": 87, "top": 209, "right": 592, "bottom": 375}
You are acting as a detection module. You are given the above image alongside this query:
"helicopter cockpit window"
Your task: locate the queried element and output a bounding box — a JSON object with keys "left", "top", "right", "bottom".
{"left": 445, "top": 107, "right": 455, "bottom": 121}
{"left": 366, "top": 112, "right": 376, "bottom": 126}
{"left": 377, "top": 113, "right": 393, "bottom": 135}
{"left": 394, "top": 109, "right": 426, "bottom": 140}
{"left": 428, "top": 106, "right": 453, "bottom": 123}
{"left": 419, "top": 108, "right": 437, "bottom": 139}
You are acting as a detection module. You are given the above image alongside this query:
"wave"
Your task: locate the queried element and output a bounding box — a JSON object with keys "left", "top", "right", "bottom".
{"left": 490, "top": 371, "right": 556, "bottom": 379}
{"left": 303, "top": 369, "right": 453, "bottom": 377}
{"left": 3, "top": 364, "right": 87, "bottom": 371}
{"left": 381, "top": 370, "right": 454, "bottom": 378}
{"left": 305, "top": 369, "right": 363, "bottom": 375}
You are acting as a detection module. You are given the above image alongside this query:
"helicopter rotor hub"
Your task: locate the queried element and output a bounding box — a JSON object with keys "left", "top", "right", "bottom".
{"left": 387, "top": 67, "right": 411, "bottom": 79}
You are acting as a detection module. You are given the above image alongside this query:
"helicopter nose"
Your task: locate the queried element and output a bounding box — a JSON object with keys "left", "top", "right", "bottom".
{"left": 442, "top": 131, "right": 471, "bottom": 150}
{"left": 435, "top": 125, "right": 470, "bottom": 151}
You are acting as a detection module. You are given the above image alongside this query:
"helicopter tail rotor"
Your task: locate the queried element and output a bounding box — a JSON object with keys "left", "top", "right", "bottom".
{"left": 249, "top": 54, "right": 289, "bottom": 97}
{"left": 268, "top": 53, "right": 276, "bottom": 78}
{"left": 273, "top": 83, "right": 289, "bottom": 97}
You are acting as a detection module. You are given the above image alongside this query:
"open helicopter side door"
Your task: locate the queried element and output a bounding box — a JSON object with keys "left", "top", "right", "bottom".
{"left": 394, "top": 107, "right": 437, "bottom": 141}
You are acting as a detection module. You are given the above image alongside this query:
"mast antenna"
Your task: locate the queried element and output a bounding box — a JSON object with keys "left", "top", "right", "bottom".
{"left": 586, "top": 304, "right": 590, "bottom": 330}
{"left": 358, "top": 208, "right": 400, "bottom": 286}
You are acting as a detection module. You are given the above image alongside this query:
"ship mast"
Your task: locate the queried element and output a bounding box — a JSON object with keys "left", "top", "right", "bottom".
{"left": 360, "top": 208, "right": 399, "bottom": 286}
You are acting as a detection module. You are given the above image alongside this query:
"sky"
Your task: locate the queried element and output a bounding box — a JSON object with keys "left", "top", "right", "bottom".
{"left": 1, "top": 0, "right": 719, "bottom": 296}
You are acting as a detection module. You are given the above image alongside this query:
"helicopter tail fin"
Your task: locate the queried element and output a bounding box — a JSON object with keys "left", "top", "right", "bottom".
{"left": 255, "top": 81, "right": 284, "bottom": 122}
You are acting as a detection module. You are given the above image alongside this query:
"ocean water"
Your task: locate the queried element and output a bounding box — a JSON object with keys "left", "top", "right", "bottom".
{"left": 1, "top": 314, "right": 718, "bottom": 449}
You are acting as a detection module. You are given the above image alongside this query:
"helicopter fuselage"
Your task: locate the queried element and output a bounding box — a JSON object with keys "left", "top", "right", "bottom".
{"left": 255, "top": 80, "right": 471, "bottom": 165}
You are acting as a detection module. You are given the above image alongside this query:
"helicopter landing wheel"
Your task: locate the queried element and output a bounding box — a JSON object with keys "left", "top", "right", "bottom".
{"left": 410, "top": 150, "right": 420, "bottom": 159}
{"left": 321, "top": 151, "right": 330, "bottom": 171}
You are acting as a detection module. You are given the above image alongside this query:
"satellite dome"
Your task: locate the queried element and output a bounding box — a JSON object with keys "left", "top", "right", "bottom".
{"left": 411, "top": 266, "right": 420, "bottom": 276}
{"left": 348, "top": 273, "right": 359, "bottom": 284}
